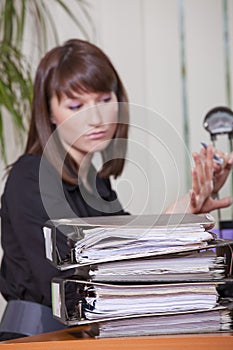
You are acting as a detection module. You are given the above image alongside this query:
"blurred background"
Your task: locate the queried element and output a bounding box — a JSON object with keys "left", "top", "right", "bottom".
{"left": 0, "top": 0, "right": 233, "bottom": 317}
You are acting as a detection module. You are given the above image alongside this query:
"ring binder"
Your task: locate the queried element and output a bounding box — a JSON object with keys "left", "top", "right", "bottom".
{"left": 43, "top": 213, "right": 217, "bottom": 270}
{"left": 44, "top": 213, "right": 233, "bottom": 337}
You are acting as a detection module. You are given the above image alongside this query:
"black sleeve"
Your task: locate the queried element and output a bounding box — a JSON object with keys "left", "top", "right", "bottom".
{"left": 1, "top": 155, "right": 75, "bottom": 306}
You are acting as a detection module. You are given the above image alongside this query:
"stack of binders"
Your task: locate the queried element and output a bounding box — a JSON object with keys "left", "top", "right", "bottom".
{"left": 43, "top": 213, "right": 233, "bottom": 338}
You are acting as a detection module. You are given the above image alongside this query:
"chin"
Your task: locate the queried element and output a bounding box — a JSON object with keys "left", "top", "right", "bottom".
{"left": 90, "top": 141, "right": 111, "bottom": 153}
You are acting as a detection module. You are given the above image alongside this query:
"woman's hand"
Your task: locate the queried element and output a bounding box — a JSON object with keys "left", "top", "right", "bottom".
{"left": 209, "top": 150, "right": 233, "bottom": 197}
{"left": 190, "top": 145, "right": 232, "bottom": 213}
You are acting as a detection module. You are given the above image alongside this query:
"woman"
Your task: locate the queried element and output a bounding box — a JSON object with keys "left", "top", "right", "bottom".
{"left": 0, "top": 39, "right": 232, "bottom": 341}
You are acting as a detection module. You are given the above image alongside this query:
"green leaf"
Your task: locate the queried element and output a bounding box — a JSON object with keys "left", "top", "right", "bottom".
{"left": 0, "top": 0, "right": 94, "bottom": 164}
{"left": 16, "top": 0, "right": 26, "bottom": 46}
{"left": 0, "top": 110, "right": 7, "bottom": 164}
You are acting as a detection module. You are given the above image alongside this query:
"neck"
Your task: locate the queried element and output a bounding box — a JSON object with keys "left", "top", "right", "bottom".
{"left": 61, "top": 140, "right": 94, "bottom": 190}
{"left": 78, "top": 152, "right": 93, "bottom": 189}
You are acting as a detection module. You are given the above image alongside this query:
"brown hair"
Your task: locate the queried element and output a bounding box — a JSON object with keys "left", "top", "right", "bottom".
{"left": 25, "top": 39, "right": 129, "bottom": 183}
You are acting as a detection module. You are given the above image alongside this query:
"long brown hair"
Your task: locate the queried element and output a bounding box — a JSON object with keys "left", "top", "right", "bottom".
{"left": 25, "top": 39, "right": 129, "bottom": 183}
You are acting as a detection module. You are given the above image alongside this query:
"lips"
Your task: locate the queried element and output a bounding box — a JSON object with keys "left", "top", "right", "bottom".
{"left": 86, "top": 131, "right": 106, "bottom": 140}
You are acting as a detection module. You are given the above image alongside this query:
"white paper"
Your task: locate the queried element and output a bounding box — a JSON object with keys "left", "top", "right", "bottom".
{"left": 84, "top": 282, "right": 218, "bottom": 320}
{"left": 74, "top": 226, "right": 213, "bottom": 263}
{"left": 52, "top": 282, "right": 62, "bottom": 318}
{"left": 43, "top": 227, "right": 53, "bottom": 261}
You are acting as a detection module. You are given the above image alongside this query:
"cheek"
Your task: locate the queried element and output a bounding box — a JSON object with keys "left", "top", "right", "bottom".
{"left": 56, "top": 115, "right": 85, "bottom": 146}
{"left": 101, "top": 103, "right": 119, "bottom": 124}
{"left": 109, "top": 122, "right": 118, "bottom": 138}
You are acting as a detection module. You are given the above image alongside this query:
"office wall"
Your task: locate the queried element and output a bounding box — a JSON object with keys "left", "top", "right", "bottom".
{"left": 0, "top": 0, "right": 232, "bottom": 317}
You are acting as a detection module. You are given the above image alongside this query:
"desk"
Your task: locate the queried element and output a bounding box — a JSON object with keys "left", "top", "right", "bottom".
{"left": 1, "top": 327, "right": 233, "bottom": 350}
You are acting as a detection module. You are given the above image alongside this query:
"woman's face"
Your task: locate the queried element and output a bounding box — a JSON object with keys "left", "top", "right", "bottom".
{"left": 50, "top": 91, "right": 118, "bottom": 163}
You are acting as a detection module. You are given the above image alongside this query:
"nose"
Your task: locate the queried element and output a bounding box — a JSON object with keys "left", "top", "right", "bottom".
{"left": 88, "top": 105, "right": 102, "bottom": 126}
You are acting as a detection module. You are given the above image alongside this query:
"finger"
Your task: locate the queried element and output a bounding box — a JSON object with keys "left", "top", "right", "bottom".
{"left": 215, "top": 151, "right": 233, "bottom": 169}
{"left": 200, "top": 147, "right": 206, "bottom": 160}
{"left": 214, "top": 156, "right": 233, "bottom": 183}
{"left": 193, "top": 152, "right": 205, "bottom": 187}
{"left": 191, "top": 167, "right": 200, "bottom": 194}
{"left": 189, "top": 189, "right": 201, "bottom": 214}
{"left": 205, "top": 145, "right": 214, "bottom": 181}
{"left": 225, "top": 155, "right": 233, "bottom": 170}
{"left": 213, "top": 162, "right": 222, "bottom": 174}
{"left": 215, "top": 149, "right": 225, "bottom": 159}
{"left": 211, "top": 196, "right": 233, "bottom": 210}
{"left": 215, "top": 170, "right": 230, "bottom": 185}
{"left": 202, "top": 146, "right": 214, "bottom": 194}
{"left": 189, "top": 189, "right": 197, "bottom": 209}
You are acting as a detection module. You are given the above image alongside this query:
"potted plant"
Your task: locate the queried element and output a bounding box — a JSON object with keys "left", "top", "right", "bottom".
{"left": 0, "top": 0, "right": 93, "bottom": 163}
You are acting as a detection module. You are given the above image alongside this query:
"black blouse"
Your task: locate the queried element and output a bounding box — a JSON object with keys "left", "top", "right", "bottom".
{"left": 0, "top": 154, "right": 127, "bottom": 307}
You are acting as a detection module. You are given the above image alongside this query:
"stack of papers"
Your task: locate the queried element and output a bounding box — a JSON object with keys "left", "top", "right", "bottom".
{"left": 48, "top": 214, "right": 233, "bottom": 337}
{"left": 51, "top": 277, "right": 232, "bottom": 334}
{"left": 97, "top": 308, "right": 231, "bottom": 338}
{"left": 83, "top": 281, "right": 218, "bottom": 320}
{"left": 89, "top": 250, "right": 225, "bottom": 282}
{"left": 74, "top": 226, "right": 213, "bottom": 264}
{"left": 43, "top": 213, "right": 216, "bottom": 268}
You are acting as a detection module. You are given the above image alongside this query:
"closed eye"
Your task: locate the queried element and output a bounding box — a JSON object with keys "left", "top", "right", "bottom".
{"left": 69, "top": 104, "right": 82, "bottom": 110}
{"left": 101, "top": 95, "right": 112, "bottom": 103}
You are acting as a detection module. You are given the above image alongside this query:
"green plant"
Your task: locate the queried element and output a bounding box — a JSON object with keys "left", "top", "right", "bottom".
{"left": 0, "top": 0, "right": 93, "bottom": 163}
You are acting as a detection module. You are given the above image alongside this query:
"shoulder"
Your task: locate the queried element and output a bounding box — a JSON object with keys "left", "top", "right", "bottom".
{"left": 1, "top": 155, "right": 43, "bottom": 212}
{"left": 10, "top": 153, "right": 41, "bottom": 173}
{"left": 5, "top": 154, "right": 62, "bottom": 195}
{"left": 6, "top": 154, "right": 41, "bottom": 184}
{"left": 7, "top": 154, "right": 59, "bottom": 183}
